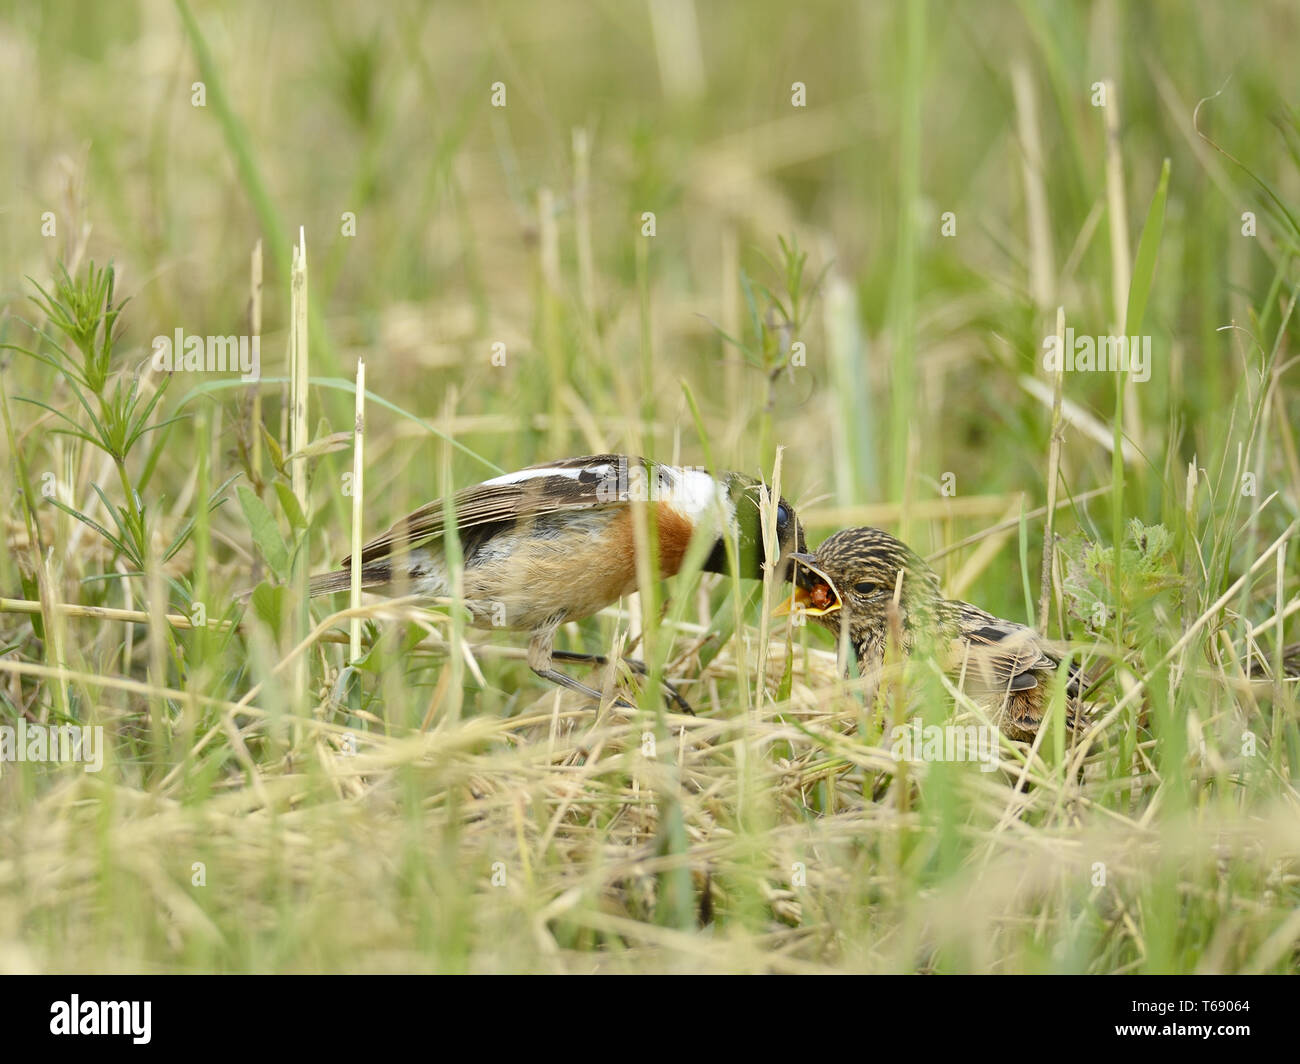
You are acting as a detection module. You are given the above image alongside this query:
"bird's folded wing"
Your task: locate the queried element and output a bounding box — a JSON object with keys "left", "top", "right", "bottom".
{"left": 949, "top": 604, "right": 1059, "bottom": 693}
{"left": 344, "top": 454, "right": 636, "bottom": 567}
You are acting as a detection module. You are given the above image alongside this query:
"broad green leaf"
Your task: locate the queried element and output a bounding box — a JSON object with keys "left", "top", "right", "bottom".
{"left": 237, "top": 484, "right": 290, "bottom": 580}
{"left": 249, "top": 581, "right": 286, "bottom": 633}
{"left": 273, "top": 479, "right": 308, "bottom": 533}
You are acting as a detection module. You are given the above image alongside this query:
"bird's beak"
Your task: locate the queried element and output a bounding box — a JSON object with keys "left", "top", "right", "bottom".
{"left": 772, "top": 585, "right": 844, "bottom": 618}
{"left": 773, "top": 554, "right": 843, "bottom": 618}
{"left": 771, "top": 588, "right": 797, "bottom": 616}
{"left": 772, "top": 585, "right": 809, "bottom": 616}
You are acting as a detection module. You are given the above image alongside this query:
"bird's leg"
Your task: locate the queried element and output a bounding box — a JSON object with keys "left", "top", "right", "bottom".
{"left": 550, "top": 649, "right": 695, "bottom": 715}
{"left": 527, "top": 624, "right": 633, "bottom": 709}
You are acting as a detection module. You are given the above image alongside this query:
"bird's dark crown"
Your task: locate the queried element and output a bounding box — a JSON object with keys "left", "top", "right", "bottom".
{"left": 703, "top": 474, "right": 805, "bottom": 580}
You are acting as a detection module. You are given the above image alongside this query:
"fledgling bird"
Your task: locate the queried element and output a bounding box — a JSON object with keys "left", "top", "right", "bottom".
{"left": 777, "top": 527, "right": 1091, "bottom": 741}
{"left": 309, "top": 454, "right": 805, "bottom": 709}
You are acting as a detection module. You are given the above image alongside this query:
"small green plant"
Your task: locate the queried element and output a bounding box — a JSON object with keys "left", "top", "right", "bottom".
{"left": 723, "top": 234, "right": 830, "bottom": 401}
{"left": 2, "top": 262, "right": 218, "bottom": 577}
{"left": 1060, "top": 519, "right": 1183, "bottom": 644}
{"left": 706, "top": 235, "right": 831, "bottom": 467}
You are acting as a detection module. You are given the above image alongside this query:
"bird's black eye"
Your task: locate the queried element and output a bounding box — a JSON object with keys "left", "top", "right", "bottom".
{"left": 853, "top": 581, "right": 880, "bottom": 595}
{"left": 776, "top": 504, "right": 790, "bottom": 532}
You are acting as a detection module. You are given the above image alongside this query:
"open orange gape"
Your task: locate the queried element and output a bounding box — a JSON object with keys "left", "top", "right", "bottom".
{"left": 772, "top": 555, "right": 844, "bottom": 618}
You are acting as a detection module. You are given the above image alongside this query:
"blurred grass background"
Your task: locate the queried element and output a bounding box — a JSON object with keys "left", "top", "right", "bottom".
{"left": 0, "top": 0, "right": 1297, "bottom": 973}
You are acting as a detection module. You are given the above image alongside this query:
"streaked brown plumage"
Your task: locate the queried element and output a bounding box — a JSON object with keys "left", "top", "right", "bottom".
{"left": 781, "top": 527, "right": 1092, "bottom": 741}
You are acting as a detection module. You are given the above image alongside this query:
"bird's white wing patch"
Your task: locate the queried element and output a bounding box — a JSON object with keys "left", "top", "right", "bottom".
{"left": 483, "top": 464, "right": 605, "bottom": 488}
{"left": 481, "top": 459, "right": 733, "bottom": 530}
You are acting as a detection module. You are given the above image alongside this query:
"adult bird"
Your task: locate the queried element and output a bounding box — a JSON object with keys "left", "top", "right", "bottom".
{"left": 309, "top": 454, "right": 805, "bottom": 709}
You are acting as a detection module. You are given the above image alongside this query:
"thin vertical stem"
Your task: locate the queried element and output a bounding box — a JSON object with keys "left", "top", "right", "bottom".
{"left": 349, "top": 358, "right": 366, "bottom": 661}
{"left": 1039, "top": 306, "right": 1066, "bottom": 633}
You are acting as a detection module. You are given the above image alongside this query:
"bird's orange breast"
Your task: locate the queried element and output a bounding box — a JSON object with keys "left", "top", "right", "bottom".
{"left": 602, "top": 502, "right": 698, "bottom": 587}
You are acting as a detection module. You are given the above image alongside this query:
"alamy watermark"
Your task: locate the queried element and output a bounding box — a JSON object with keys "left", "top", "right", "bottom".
{"left": 50, "top": 995, "right": 150, "bottom": 1044}
{"left": 1042, "top": 328, "right": 1151, "bottom": 383}
{"left": 151, "top": 328, "right": 260, "bottom": 381}
{"left": 0, "top": 720, "right": 103, "bottom": 772}
{"left": 592, "top": 456, "right": 708, "bottom": 506}
{"left": 890, "top": 720, "right": 999, "bottom": 772}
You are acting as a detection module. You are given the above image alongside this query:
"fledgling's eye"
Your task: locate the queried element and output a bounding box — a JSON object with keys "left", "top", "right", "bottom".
{"left": 776, "top": 504, "right": 790, "bottom": 532}
{"left": 853, "top": 580, "right": 880, "bottom": 595}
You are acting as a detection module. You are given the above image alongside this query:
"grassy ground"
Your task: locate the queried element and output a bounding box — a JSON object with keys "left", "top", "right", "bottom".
{"left": 0, "top": 0, "right": 1298, "bottom": 973}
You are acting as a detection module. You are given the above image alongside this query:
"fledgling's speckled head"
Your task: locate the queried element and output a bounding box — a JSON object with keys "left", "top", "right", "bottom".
{"left": 789, "top": 526, "right": 944, "bottom": 648}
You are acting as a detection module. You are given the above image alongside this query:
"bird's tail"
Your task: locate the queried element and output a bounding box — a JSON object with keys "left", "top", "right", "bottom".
{"left": 308, "top": 564, "right": 391, "bottom": 597}
{"left": 235, "top": 564, "right": 391, "bottom": 603}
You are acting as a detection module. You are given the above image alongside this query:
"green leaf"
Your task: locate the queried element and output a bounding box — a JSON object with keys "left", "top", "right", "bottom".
{"left": 162, "top": 515, "right": 199, "bottom": 564}
{"left": 249, "top": 582, "right": 287, "bottom": 634}
{"left": 286, "top": 430, "right": 353, "bottom": 462}
{"left": 13, "top": 398, "right": 100, "bottom": 447}
{"left": 259, "top": 423, "right": 286, "bottom": 477}
{"left": 45, "top": 497, "right": 132, "bottom": 561}
{"left": 163, "top": 476, "right": 235, "bottom": 564}
{"left": 1125, "top": 157, "right": 1171, "bottom": 336}
{"left": 237, "top": 484, "right": 290, "bottom": 580}
{"left": 127, "top": 413, "right": 189, "bottom": 452}
{"left": 353, "top": 622, "right": 423, "bottom": 673}
{"left": 88, "top": 482, "right": 143, "bottom": 563}
{"left": 123, "top": 376, "right": 176, "bottom": 449}
{"left": 273, "top": 479, "right": 308, "bottom": 533}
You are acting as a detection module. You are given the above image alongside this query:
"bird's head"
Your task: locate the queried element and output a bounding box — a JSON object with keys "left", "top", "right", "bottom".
{"left": 775, "top": 527, "right": 942, "bottom": 651}
{"left": 710, "top": 473, "right": 806, "bottom": 580}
